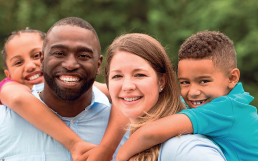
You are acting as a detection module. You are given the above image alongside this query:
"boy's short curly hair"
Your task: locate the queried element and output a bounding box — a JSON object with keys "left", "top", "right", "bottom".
{"left": 178, "top": 30, "right": 237, "bottom": 73}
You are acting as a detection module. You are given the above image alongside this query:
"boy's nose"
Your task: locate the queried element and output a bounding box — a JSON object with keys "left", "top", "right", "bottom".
{"left": 189, "top": 86, "right": 201, "bottom": 98}
{"left": 62, "top": 55, "right": 79, "bottom": 71}
{"left": 122, "top": 78, "right": 136, "bottom": 92}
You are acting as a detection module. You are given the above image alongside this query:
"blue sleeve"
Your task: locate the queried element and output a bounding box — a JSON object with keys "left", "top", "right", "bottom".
{"left": 179, "top": 96, "right": 235, "bottom": 137}
{"left": 159, "top": 134, "right": 226, "bottom": 161}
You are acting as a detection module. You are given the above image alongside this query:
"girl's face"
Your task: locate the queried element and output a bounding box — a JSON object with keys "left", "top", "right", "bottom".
{"left": 4, "top": 33, "right": 44, "bottom": 89}
{"left": 108, "top": 51, "right": 165, "bottom": 123}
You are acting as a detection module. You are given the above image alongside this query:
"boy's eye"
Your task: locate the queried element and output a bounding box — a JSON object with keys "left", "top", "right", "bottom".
{"left": 200, "top": 80, "right": 209, "bottom": 84}
{"left": 180, "top": 81, "right": 190, "bottom": 85}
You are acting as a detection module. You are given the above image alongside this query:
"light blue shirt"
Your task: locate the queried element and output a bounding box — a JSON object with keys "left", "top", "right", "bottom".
{"left": 0, "top": 83, "right": 126, "bottom": 161}
{"left": 158, "top": 134, "right": 226, "bottom": 161}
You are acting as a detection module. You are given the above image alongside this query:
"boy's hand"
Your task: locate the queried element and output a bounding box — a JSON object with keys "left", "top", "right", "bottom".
{"left": 70, "top": 140, "right": 96, "bottom": 161}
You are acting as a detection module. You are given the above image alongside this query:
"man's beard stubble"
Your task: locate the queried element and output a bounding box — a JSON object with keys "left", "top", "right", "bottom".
{"left": 43, "top": 70, "right": 96, "bottom": 102}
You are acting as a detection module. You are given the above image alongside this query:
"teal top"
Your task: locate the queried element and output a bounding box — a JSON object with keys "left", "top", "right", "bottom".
{"left": 180, "top": 83, "right": 258, "bottom": 161}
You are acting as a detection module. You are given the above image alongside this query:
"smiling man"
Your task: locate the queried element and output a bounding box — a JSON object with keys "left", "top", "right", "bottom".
{"left": 0, "top": 17, "right": 124, "bottom": 161}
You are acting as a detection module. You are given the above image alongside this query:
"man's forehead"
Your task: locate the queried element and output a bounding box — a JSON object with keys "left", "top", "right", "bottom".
{"left": 45, "top": 25, "right": 100, "bottom": 53}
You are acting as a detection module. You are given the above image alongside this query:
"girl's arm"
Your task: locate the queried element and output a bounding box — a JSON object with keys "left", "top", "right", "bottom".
{"left": 0, "top": 81, "right": 95, "bottom": 160}
{"left": 116, "top": 114, "right": 193, "bottom": 161}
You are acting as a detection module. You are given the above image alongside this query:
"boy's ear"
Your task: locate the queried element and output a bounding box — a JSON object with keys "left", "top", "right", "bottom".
{"left": 4, "top": 70, "right": 10, "bottom": 79}
{"left": 228, "top": 68, "right": 240, "bottom": 89}
{"left": 159, "top": 73, "right": 167, "bottom": 92}
{"left": 39, "top": 51, "right": 44, "bottom": 71}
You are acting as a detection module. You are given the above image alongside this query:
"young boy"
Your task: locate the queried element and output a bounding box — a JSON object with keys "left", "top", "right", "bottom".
{"left": 116, "top": 31, "right": 258, "bottom": 161}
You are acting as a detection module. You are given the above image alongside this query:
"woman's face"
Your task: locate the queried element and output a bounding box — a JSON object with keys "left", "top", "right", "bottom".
{"left": 108, "top": 51, "right": 163, "bottom": 123}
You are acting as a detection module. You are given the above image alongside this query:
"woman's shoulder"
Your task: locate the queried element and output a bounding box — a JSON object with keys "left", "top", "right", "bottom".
{"left": 158, "top": 134, "right": 226, "bottom": 161}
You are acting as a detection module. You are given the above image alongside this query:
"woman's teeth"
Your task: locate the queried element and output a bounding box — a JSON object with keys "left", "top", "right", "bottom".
{"left": 124, "top": 97, "right": 141, "bottom": 102}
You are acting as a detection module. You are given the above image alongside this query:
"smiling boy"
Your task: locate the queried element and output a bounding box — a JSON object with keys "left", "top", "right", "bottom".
{"left": 116, "top": 31, "right": 258, "bottom": 161}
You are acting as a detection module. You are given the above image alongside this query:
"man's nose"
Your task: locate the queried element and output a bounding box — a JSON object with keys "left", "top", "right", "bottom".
{"left": 122, "top": 77, "right": 136, "bottom": 92}
{"left": 62, "top": 54, "right": 80, "bottom": 71}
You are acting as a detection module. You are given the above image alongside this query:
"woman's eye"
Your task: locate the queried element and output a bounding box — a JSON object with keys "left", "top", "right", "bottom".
{"left": 112, "top": 75, "right": 122, "bottom": 79}
{"left": 135, "top": 74, "right": 146, "bottom": 77}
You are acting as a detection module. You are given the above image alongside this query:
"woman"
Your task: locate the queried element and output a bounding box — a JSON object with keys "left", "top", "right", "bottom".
{"left": 105, "top": 33, "right": 226, "bottom": 161}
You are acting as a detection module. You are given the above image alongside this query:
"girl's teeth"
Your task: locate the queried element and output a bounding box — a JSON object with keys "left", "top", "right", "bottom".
{"left": 29, "top": 74, "right": 40, "bottom": 80}
{"left": 124, "top": 97, "right": 141, "bottom": 102}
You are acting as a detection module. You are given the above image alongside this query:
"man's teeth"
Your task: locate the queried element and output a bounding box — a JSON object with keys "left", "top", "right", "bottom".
{"left": 192, "top": 100, "right": 205, "bottom": 105}
{"left": 29, "top": 74, "right": 41, "bottom": 81}
{"left": 60, "top": 77, "right": 79, "bottom": 83}
{"left": 124, "top": 97, "right": 141, "bottom": 102}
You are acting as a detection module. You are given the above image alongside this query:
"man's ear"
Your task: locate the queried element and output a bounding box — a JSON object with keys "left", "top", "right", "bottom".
{"left": 96, "top": 55, "right": 103, "bottom": 76}
{"left": 228, "top": 68, "right": 240, "bottom": 89}
{"left": 159, "top": 73, "right": 167, "bottom": 92}
{"left": 4, "top": 70, "right": 10, "bottom": 79}
{"left": 39, "top": 51, "right": 44, "bottom": 71}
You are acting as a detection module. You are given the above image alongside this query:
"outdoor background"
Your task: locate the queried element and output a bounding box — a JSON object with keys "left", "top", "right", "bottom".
{"left": 0, "top": 0, "right": 258, "bottom": 110}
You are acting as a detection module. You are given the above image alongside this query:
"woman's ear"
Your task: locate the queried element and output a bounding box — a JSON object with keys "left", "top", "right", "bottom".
{"left": 159, "top": 73, "right": 167, "bottom": 92}
{"left": 228, "top": 68, "right": 240, "bottom": 89}
{"left": 4, "top": 70, "right": 10, "bottom": 79}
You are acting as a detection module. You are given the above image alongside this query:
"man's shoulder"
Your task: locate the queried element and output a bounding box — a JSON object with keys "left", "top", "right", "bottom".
{"left": 159, "top": 134, "right": 226, "bottom": 161}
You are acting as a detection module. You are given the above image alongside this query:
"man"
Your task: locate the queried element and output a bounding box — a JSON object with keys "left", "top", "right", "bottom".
{"left": 0, "top": 17, "right": 123, "bottom": 161}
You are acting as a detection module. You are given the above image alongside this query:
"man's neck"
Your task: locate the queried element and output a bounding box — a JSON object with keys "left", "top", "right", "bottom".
{"left": 40, "top": 85, "right": 93, "bottom": 117}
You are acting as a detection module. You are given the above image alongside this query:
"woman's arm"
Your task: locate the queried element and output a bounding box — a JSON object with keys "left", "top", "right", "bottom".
{"left": 0, "top": 81, "right": 95, "bottom": 160}
{"left": 116, "top": 114, "right": 193, "bottom": 161}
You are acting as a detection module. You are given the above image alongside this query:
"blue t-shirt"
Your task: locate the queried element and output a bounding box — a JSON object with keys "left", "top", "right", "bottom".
{"left": 180, "top": 83, "right": 258, "bottom": 161}
{"left": 0, "top": 83, "right": 127, "bottom": 161}
{"left": 158, "top": 134, "right": 226, "bottom": 161}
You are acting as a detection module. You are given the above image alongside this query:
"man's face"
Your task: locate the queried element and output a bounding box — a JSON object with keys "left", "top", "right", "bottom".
{"left": 41, "top": 25, "right": 102, "bottom": 101}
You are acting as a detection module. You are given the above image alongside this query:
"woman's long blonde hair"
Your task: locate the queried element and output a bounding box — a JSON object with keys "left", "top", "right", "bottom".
{"left": 105, "top": 33, "right": 186, "bottom": 161}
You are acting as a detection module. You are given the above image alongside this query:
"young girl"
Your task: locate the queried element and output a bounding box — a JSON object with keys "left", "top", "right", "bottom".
{"left": 0, "top": 28, "right": 128, "bottom": 161}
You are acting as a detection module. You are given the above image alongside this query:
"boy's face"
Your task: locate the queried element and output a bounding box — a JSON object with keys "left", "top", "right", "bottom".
{"left": 4, "top": 33, "right": 44, "bottom": 89}
{"left": 178, "top": 59, "right": 231, "bottom": 108}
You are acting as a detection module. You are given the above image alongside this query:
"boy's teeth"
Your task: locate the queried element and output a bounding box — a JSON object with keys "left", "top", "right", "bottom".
{"left": 29, "top": 74, "right": 40, "bottom": 80}
{"left": 124, "top": 97, "right": 141, "bottom": 102}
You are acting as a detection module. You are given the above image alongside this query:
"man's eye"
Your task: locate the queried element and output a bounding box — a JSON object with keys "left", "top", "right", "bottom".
{"left": 54, "top": 52, "right": 64, "bottom": 56}
{"left": 79, "top": 54, "right": 91, "bottom": 58}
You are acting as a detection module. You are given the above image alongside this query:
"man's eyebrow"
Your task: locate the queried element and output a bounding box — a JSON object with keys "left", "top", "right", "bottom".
{"left": 76, "top": 46, "right": 93, "bottom": 53}
{"left": 50, "top": 44, "right": 68, "bottom": 50}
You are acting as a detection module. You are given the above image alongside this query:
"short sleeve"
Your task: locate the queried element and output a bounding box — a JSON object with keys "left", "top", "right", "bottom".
{"left": 179, "top": 96, "right": 235, "bottom": 137}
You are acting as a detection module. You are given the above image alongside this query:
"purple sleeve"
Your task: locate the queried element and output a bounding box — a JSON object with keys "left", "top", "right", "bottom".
{"left": 0, "top": 78, "right": 15, "bottom": 105}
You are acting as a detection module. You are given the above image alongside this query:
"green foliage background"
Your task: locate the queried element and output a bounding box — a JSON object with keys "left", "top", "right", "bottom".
{"left": 0, "top": 0, "right": 258, "bottom": 109}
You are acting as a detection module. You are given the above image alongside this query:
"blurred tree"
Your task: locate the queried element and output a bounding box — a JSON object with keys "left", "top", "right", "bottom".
{"left": 0, "top": 0, "right": 257, "bottom": 109}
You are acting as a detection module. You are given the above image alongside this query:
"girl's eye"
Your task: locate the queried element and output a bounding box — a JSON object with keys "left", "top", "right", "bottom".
{"left": 14, "top": 61, "right": 22, "bottom": 66}
{"left": 135, "top": 74, "right": 146, "bottom": 77}
{"left": 33, "top": 53, "right": 40, "bottom": 59}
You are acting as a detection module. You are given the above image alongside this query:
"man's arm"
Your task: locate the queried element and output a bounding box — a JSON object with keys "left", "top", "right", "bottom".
{"left": 116, "top": 114, "right": 193, "bottom": 161}
{"left": 0, "top": 82, "right": 95, "bottom": 160}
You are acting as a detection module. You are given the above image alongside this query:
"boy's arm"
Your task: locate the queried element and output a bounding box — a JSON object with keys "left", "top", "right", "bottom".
{"left": 84, "top": 104, "right": 129, "bottom": 161}
{"left": 0, "top": 82, "right": 95, "bottom": 160}
{"left": 116, "top": 114, "right": 193, "bottom": 161}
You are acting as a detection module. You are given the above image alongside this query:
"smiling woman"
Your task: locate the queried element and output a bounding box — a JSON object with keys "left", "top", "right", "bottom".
{"left": 105, "top": 33, "right": 227, "bottom": 161}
